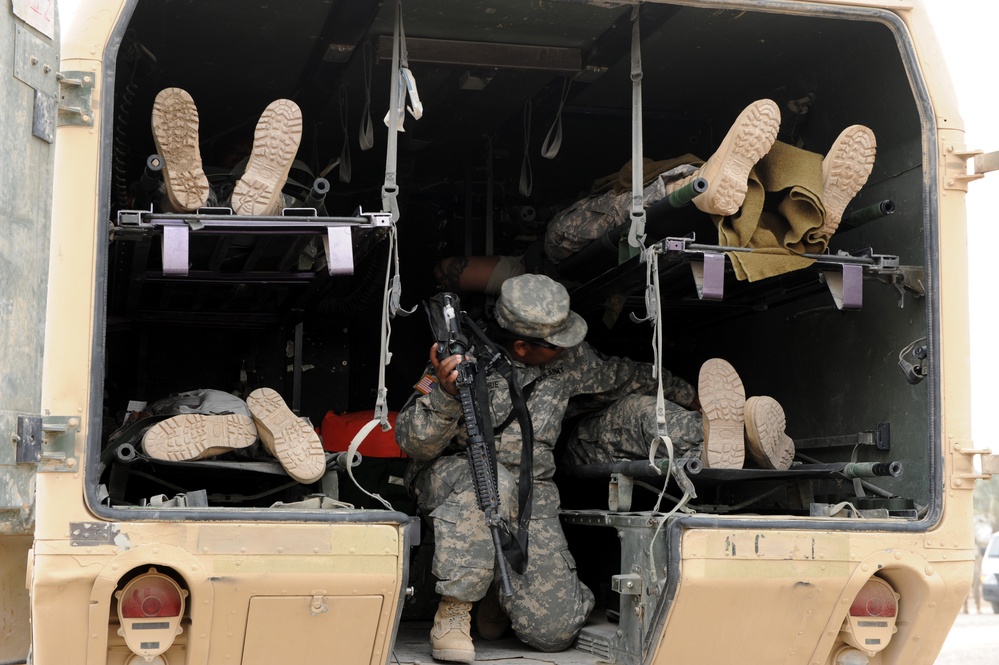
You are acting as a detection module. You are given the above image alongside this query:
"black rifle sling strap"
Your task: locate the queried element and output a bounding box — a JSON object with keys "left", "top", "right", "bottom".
{"left": 463, "top": 315, "right": 534, "bottom": 573}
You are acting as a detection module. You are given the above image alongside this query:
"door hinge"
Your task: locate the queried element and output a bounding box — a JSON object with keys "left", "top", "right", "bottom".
{"left": 58, "top": 71, "right": 96, "bottom": 127}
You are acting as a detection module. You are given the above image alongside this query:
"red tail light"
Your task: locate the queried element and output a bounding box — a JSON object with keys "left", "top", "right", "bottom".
{"left": 120, "top": 572, "right": 184, "bottom": 618}
{"left": 849, "top": 577, "right": 898, "bottom": 618}
{"left": 116, "top": 568, "right": 188, "bottom": 660}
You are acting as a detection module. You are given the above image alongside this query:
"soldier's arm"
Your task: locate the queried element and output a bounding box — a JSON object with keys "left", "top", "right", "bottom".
{"left": 568, "top": 342, "right": 698, "bottom": 409}
{"left": 395, "top": 346, "right": 465, "bottom": 460}
{"left": 395, "top": 384, "right": 463, "bottom": 461}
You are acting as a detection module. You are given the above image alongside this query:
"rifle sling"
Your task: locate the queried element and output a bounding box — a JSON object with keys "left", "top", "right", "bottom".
{"left": 463, "top": 315, "right": 535, "bottom": 572}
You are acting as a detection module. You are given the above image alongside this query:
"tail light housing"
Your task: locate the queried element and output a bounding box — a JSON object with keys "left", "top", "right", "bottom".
{"left": 116, "top": 568, "right": 188, "bottom": 660}
{"left": 840, "top": 576, "right": 899, "bottom": 655}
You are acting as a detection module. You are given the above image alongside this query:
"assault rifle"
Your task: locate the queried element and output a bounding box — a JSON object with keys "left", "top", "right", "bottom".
{"left": 426, "top": 292, "right": 515, "bottom": 597}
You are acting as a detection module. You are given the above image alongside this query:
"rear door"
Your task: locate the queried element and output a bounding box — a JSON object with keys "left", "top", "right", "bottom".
{"left": 0, "top": 1, "right": 59, "bottom": 661}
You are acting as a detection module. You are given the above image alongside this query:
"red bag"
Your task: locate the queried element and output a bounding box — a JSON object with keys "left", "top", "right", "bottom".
{"left": 320, "top": 411, "right": 405, "bottom": 458}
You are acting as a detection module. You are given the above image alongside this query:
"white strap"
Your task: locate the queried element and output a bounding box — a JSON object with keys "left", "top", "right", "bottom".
{"left": 541, "top": 78, "right": 571, "bottom": 159}
{"left": 340, "top": 228, "right": 413, "bottom": 513}
{"left": 626, "top": 6, "right": 646, "bottom": 250}
{"left": 338, "top": 85, "right": 352, "bottom": 183}
{"left": 359, "top": 41, "right": 375, "bottom": 151}
{"left": 344, "top": 419, "right": 395, "bottom": 511}
{"left": 636, "top": 243, "right": 695, "bottom": 583}
{"left": 519, "top": 101, "right": 533, "bottom": 197}
{"left": 382, "top": 0, "right": 407, "bottom": 221}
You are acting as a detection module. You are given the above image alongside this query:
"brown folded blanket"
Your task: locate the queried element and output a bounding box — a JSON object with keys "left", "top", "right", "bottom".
{"left": 600, "top": 143, "right": 832, "bottom": 282}
{"left": 713, "top": 141, "right": 828, "bottom": 281}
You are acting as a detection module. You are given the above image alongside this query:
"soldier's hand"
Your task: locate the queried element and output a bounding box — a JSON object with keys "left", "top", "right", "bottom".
{"left": 430, "top": 343, "right": 463, "bottom": 396}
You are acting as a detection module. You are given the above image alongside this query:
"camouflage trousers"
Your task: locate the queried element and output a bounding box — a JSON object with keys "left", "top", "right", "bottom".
{"left": 411, "top": 455, "right": 595, "bottom": 651}
{"left": 564, "top": 394, "right": 704, "bottom": 465}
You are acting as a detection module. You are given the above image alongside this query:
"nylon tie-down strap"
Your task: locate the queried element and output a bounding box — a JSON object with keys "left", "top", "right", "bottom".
{"left": 345, "top": 222, "right": 415, "bottom": 512}
{"left": 359, "top": 40, "right": 375, "bottom": 151}
{"left": 630, "top": 244, "right": 696, "bottom": 584}
{"left": 382, "top": 0, "right": 423, "bottom": 222}
{"left": 626, "top": 5, "right": 647, "bottom": 252}
{"left": 541, "top": 78, "right": 572, "bottom": 159}
{"left": 519, "top": 101, "right": 533, "bottom": 197}
{"left": 338, "top": 85, "right": 352, "bottom": 183}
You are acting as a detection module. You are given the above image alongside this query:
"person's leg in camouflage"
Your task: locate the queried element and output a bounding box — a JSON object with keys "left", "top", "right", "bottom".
{"left": 499, "top": 510, "right": 596, "bottom": 652}
{"left": 564, "top": 394, "right": 704, "bottom": 466}
{"left": 411, "top": 455, "right": 518, "bottom": 662}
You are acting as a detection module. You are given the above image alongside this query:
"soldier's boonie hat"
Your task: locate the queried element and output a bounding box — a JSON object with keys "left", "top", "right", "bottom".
{"left": 494, "top": 274, "right": 587, "bottom": 348}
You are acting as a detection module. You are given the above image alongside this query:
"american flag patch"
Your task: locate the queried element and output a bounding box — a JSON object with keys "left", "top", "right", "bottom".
{"left": 415, "top": 373, "right": 437, "bottom": 395}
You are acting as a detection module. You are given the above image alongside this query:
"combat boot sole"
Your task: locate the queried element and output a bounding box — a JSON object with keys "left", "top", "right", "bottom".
{"left": 142, "top": 413, "right": 257, "bottom": 461}
{"left": 745, "top": 395, "right": 795, "bottom": 470}
{"left": 820, "top": 125, "right": 877, "bottom": 237}
{"left": 686, "top": 99, "right": 781, "bottom": 216}
{"left": 698, "top": 358, "right": 746, "bottom": 469}
{"left": 246, "top": 387, "right": 325, "bottom": 483}
{"left": 151, "top": 88, "right": 210, "bottom": 213}
{"left": 232, "top": 99, "right": 303, "bottom": 216}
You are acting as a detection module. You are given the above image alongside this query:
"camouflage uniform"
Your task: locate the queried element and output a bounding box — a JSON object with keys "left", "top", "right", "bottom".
{"left": 544, "top": 159, "right": 703, "bottom": 262}
{"left": 397, "top": 339, "right": 695, "bottom": 651}
{"left": 563, "top": 393, "right": 704, "bottom": 465}
{"left": 545, "top": 174, "right": 671, "bottom": 262}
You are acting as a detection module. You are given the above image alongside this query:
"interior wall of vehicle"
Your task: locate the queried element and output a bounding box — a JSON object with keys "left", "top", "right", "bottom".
{"left": 103, "top": 1, "right": 930, "bottom": 514}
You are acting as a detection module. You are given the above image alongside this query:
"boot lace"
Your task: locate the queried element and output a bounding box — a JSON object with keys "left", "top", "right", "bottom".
{"left": 440, "top": 601, "right": 471, "bottom": 629}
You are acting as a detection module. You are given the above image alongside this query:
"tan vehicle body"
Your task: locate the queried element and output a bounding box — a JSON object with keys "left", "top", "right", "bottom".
{"left": 1, "top": 0, "right": 994, "bottom": 664}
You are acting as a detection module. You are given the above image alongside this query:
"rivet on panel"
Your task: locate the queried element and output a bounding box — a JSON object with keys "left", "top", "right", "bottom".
{"left": 925, "top": 566, "right": 934, "bottom": 576}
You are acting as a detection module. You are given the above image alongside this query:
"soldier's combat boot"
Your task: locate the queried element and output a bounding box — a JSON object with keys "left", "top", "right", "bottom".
{"left": 666, "top": 99, "right": 781, "bottom": 216}
{"left": 744, "top": 396, "right": 796, "bottom": 470}
{"left": 142, "top": 413, "right": 257, "bottom": 461}
{"left": 245, "top": 387, "right": 325, "bottom": 483}
{"left": 697, "top": 358, "right": 746, "bottom": 469}
{"left": 431, "top": 596, "right": 476, "bottom": 663}
{"left": 818, "top": 125, "right": 877, "bottom": 237}
{"left": 151, "top": 88, "right": 210, "bottom": 213}
{"left": 475, "top": 584, "right": 510, "bottom": 640}
{"left": 231, "top": 99, "right": 303, "bottom": 216}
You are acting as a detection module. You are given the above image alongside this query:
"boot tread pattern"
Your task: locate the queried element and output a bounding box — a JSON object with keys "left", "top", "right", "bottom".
{"left": 698, "top": 358, "right": 746, "bottom": 469}
{"left": 142, "top": 414, "right": 256, "bottom": 461}
{"left": 151, "top": 88, "right": 210, "bottom": 212}
{"left": 247, "top": 387, "right": 325, "bottom": 483}
{"left": 232, "top": 100, "right": 303, "bottom": 216}
{"left": 699, "top": 99, "right": 780, "bottom": 216}
{"left": 820, "top": 125, "right": 877, "bottom": 235}
{"left": 745, "top": 396, "right": 795, "bottom": 470}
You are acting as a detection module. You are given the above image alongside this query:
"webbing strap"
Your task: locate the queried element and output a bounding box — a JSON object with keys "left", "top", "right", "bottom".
{"left": 344, "top": 420, "right": 395, "bottom": 510}
{"left": 338, "top": 85, "right": 352, "bottom": 183}
{"left": 633, "top": 246, "right": 672, "bottom": 455}
{"left": 382, "top": 1, "right": 423, "bottom": 221}
{"left": 343, "top": 223, "right": 415, "bottom": 511}
{"left": 541, "top": 78, "right": 571, "bottom": 159}
{"left": 359, "top": 41, "right": 375, "bottom": 151}
{"left": 631, "top": 243, "right": 695, "bottom": 582}
{"left": 519, "top": 101, "right": 533, "bottom": 197}
{"left": 626, "top": 5, "right": 646, "bottom": 250}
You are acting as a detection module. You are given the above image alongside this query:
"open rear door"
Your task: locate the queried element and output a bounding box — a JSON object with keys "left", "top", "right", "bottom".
{"left": 0, "top": 1, "right": 58, "bottom": 662}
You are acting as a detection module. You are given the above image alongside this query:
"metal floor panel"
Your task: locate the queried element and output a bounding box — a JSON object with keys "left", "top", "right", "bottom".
{"left": 391, "top": 621, "right": 607, "bottom": 665}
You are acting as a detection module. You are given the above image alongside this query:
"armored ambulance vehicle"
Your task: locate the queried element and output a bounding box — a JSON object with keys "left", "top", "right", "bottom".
{"left": 1, "top": 0, "right": 996, "bottom": 664}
